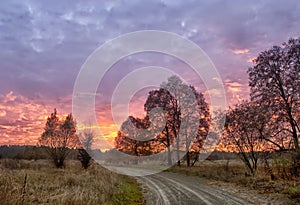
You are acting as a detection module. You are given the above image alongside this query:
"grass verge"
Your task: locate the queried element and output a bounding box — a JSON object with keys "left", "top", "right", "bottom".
{"left": 106, "top": 175, "right": 145, "bottom": 205}
{"left": 0, "top": 159, "right": 145, "bottom": 205}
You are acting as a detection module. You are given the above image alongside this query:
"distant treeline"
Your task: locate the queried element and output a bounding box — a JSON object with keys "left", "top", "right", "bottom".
{"left": 0, "top": 145, "right": 242, "bottom": 161}
{"left": 0, "top": 145, "right": 78, "bottom": 160}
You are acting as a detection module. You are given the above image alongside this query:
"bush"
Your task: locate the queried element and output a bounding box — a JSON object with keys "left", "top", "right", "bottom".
{"left": 78, "top": 149, "right": 92, "bottom": 169}
{"left": 272, "top": 151, "right": 300, "bottom": 179}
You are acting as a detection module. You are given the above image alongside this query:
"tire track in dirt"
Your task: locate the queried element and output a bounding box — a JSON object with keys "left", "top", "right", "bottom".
{"left": 137, "top": 172, "right": 256, "bottom": 205}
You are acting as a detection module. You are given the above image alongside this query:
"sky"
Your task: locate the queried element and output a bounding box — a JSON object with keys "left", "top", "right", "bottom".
{"left": 0, "top": 0, "right": 300, "bottom": 146}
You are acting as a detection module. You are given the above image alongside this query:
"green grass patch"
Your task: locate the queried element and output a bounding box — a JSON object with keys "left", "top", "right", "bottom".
{"left": 106, "top": 175, "right": 145, "bottom": 205}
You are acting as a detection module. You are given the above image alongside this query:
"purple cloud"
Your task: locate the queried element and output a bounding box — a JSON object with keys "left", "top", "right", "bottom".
{"left": 0, "top": 0, "right": 299, "bottom": 144}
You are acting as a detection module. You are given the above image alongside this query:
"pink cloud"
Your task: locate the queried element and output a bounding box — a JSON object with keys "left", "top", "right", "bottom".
{"left": 232, "top": 49, "right": 250, "bottom": 55}
{"left": 0, "top": 91, "right": 72, "bottom": 145}
{"left": 3, "top": 91, "right": 17, "bottom": 103}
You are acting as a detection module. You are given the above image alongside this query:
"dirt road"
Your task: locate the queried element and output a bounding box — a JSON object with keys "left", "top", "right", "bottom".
{"left": 136, "top": 172, "right": 256, "bottom": 205}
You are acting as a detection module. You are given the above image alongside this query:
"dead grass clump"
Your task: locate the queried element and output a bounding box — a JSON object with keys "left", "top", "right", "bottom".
{"left": 0, "top": 159, "right": 31, "bottom": 169}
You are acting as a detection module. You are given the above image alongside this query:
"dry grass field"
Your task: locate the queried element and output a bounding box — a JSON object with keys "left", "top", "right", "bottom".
{"left": 0, "top": 159, "right": 144, "bottom": 205}
{"left": 167, "top": 159, "right": 300, "bottom": 204}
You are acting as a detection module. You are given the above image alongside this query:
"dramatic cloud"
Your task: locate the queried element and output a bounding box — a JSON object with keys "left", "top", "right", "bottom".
{"left": 0, "top": 0, "right": 299, "bottom": 145}
{"left": 0, "top": 91, "right": 72, "bottom": 145}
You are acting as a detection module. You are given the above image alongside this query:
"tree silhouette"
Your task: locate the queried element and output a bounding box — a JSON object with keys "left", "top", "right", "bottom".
{"left": 248, "top": 38, "right": 300, "bottom": 150}
{"left": 145, "top": 76, "right": 210, "bottom": 166}
{"left": 144, "top": 88, "right": 176, "bottom": 165}
{"left": 39, "top": 109, "right": 79, "bottom": 168}
{"left": 185, "top": 85, "right": 210, "bottom": 166}
{"left": 115, "top": 75, "right": 210, "bottom": 166}
{"left": 115, "top": 116, "right": 159, "bottom": 158}
{"left": 224, "top": 101, "right": 266, "bottom": 175}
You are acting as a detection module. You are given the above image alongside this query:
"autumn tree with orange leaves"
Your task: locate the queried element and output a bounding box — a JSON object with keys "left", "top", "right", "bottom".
{"left": 115, "top": 75, "right": 210, "bottom": 166}
{"left": 39, "top": 109, "right": 79, "bottom": 168}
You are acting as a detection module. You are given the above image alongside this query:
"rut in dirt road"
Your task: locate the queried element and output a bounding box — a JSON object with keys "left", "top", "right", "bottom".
{"left": 137, "top": 172, "right": 256, "bottom": 205}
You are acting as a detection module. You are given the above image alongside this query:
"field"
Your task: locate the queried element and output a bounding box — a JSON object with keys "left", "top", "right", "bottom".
{"left": 1, "top": 157, "right": 300, "bottom": 204}
{"left": 167, "top": 159, "right": 300, "bottom": 204}
{"left": 0, "top": 159, "right": 144, "bottom": 205}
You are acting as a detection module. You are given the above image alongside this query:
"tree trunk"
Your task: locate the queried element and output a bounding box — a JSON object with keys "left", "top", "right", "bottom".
{"left": 166, "top": 126, "right": 172, "bottom": 166}
{"left": 55, "top": 158, "right": 64, "bottom": 168}
{"left": 186, "top": 151, "right": 190, "bottom": 167}
{"left": 286, "top": 105, "right": 299, "bottom": 150}
{"left": 191, "top": 157, "right": 198, "bottom": 166}
{"left": 176, "top": 135, "right": 180, "bottom": 166}
{"left": 167, "top": 145, "right": 172, "bottom": 166}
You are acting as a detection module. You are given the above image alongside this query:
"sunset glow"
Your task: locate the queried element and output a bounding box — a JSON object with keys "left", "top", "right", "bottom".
{"left": 1, "top": 0, "right": 299, "bottom": 149}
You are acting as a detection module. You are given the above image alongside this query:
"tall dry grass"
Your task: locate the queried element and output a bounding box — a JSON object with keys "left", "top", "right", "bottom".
{"left": 0, "top": 159, "right": 144, "bottom": 205}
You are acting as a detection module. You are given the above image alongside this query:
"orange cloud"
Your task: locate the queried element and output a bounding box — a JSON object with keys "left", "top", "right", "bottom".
{"left": 0, "top": 91, "right": 72, "bottom": 146}
{"left": 226, "top": 82, "right": 243, "bottom": 93}
{"left": 224, "top": 80, "right": 250, "bottom": 105}
{"left": 232, "top": 49, "right": 249, "bottom": 55}
{"left": 227, "top": 85, "right": 242, "bottom": 93}
{"left": 0, "top": 110, "right": 6, "bottom": 117}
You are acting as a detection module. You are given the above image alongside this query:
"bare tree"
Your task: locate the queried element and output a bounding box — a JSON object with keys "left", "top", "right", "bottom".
{"left": 39, "top": 109, "right": 79, "bottom": 168}
{"left": 248, "top": 38, "right": 300, "bottom": 150}
{"left": 224, "top": 101, "right": 266, "bottom": 175}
